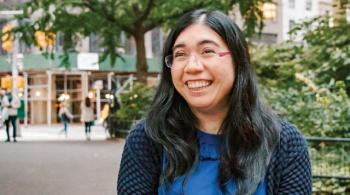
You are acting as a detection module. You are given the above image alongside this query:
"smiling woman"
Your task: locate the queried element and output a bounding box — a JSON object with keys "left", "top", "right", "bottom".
{"left": 117, "top": 9, "right": 312, "bottom": 195}
{"left": 169, "top": 24, "right": 234, "bottom": 132}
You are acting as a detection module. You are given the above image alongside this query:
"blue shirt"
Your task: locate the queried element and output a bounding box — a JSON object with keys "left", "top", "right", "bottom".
{"left": 158, "top": 130, "right": 266, "bottom": 195}
{"left": 118, "top": 121, "right": 312, "bottom": 194}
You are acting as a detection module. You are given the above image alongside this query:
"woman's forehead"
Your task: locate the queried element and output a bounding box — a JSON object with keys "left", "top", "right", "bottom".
{"left": 173, "top": 24, "right": 227, "bottom": 49}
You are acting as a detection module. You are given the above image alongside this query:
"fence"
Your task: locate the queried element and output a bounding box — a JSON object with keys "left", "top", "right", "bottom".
{"left": 307, "top": 137, "right": 350, "bottom": 193}
{"left": 306, "top": 137, "right": 350, "bottom": 180}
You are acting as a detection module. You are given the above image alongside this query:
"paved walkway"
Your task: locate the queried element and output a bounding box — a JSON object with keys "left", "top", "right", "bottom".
{"left": 0, "top": 123, "right": 110, "bottom": 141}
{"left": 0, "top": 123, "right": 125, "bottom": 195}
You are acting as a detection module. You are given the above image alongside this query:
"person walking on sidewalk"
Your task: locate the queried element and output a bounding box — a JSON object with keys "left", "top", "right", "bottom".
{"left": 81, "top": 97, "right": 94, "bottom": 140}
{"left": 1, "top": 91, "right": 20, "bottom": 142}
{"left": 0, "top": 88, "right": 6, "bottom": 129}
{"left": 58, "top": 102, "right": 73, "bottom": 137}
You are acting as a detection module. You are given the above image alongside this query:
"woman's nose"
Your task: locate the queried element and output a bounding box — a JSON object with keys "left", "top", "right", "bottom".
{"left": 184, "top": 55, "right": 204, "bottom": 73}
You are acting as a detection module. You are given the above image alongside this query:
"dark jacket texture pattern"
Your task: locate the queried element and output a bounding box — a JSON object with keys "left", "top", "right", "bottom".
{"left": 117, "top": 121, "right": 312, "bottom": 195}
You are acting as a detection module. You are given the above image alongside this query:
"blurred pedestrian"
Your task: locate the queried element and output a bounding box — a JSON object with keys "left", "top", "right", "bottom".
{"left": 0, "top": 88, "right": 7, "bottom": 129}
{"left": 1, "top": 90, "right": 20, "bottom": 142}
{"left": 58, "top": 102, "right": 73, "bottom": 137}
{"left": 107, "top": 94, "right": 120, "bottom": 137}
{"left": 81, "top": 97, "right": 94, "bottom": 140}
{"left": 101, "top": 103, "right": 109, "bottom": 131}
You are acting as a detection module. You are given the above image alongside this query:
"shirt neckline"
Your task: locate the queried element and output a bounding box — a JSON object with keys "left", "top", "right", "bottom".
{"left": 196, "top": 130, "right": 221, "bottom": 160}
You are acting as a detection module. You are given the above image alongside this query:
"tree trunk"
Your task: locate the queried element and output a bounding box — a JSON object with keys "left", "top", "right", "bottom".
{"left": 134, "top": 31, "right": 148, "bottom": 84}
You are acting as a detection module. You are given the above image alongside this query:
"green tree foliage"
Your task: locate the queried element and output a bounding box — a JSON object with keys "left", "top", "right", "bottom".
{"left": 252, "top": 16, "right": 350, "bottom": 138}
{"left": 252, "top": 15, "right": 350, "bottom": 192}
{"left": 13, "top": 0, "right": 271, "bottom": 83}
{"left": 116, "top": 82, "right": 155, "bottom": 129}
{"left": 290, "top": 16, "right": 350, "bottom": 93}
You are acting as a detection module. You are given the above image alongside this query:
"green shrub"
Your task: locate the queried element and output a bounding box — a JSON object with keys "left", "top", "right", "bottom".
{"left": 313, "top": 178, "right": 350, "bottom": 194}
{"left": 116, "top": 82, "right": 155, "bottom": 130}
{"left": 260, "top": 80, "right": 350, "bottom": 137}
{"left": 251, "top": 16, "right": 350, "bottom": 193}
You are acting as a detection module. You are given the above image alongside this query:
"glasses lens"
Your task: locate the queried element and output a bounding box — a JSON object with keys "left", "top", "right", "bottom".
{"left": 165, "top": 55, "right": 173, "bottom": 68}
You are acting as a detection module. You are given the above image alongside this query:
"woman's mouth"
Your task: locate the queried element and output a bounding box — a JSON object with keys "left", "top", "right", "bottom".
{"left": 186, "top": 80, "right": 212, "bottom": 90}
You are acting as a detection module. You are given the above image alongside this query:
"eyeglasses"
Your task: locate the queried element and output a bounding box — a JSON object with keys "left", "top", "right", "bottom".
{"left": 165, "top": 51, "right": 230, "bottom": 69}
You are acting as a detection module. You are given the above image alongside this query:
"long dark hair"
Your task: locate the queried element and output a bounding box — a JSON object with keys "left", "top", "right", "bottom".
{"left": 85, "top": 97, "right": 91, "bottom": 107}
{"left": 145, "top": 9, "right": 280, "bottom": 194}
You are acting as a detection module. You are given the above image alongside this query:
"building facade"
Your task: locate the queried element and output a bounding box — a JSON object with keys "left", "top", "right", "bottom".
{"left": 1, "top": 0, "right": 348, "bottom": 124}
{"left": 231, "top": 0, "right": 335, "bottom": 44}
{"left": 0, "top": 26, "right": 162, "bottom": 125}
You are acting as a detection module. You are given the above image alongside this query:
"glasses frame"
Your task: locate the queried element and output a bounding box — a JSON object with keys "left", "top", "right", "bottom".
{"left": 164, "top": 51, "right": 231, "bottom": 68}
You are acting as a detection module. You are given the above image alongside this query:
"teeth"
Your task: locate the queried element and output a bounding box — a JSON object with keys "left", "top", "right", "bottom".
{"left": 187, "top": 80, "right": 211, "bottom": 89}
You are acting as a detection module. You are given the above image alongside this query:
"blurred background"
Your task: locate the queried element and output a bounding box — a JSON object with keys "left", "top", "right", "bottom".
{"left": 0, "top": 0, "right": 349, "bottom": 194}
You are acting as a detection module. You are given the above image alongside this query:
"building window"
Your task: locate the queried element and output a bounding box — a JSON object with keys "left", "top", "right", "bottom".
{"left": 289, "top": 20, "right": 297, "bottom": 41}
{"left": 306, "top": 0, "right": 312, "bottom": 11}
{"left": 289, "top": 0, "right": 295, "bottom": 9}
{"left": 251, "top": 33, "right": 278, "bottom": 44}
{"left": 89, "top": 33, "right": 101, "bottom": 53}
{"left": 55, "top": 32, "right": 64, "bottom": 53}
{"left": 19, "top": 41, "right": 32, "bottom": 54}
{"left": 151, "top": 28, "right": 163, "bottom": 58}
{"left": 262, "top": 3, "right": 277, "bottom": 21}
{"left": 289, "top": 20, "right": 296, "bottom": 30}
{"left": 124, "top": 36, "right": 136, "bottom": 56}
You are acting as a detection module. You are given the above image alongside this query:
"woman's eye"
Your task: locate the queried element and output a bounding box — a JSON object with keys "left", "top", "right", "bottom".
{"left": 174, "top": 52, "right": 186, "bottom": 58}
{"left": 202, "top": 49, "right": 215, "bottom": 54}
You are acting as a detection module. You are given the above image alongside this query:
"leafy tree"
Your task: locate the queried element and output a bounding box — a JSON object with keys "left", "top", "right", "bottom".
{"left": 289, "top": 16, "right": 350, "bottom": 94}
{"left": 13, "top": 0, "right": 271, "bottom": 83}
{"left": 252, "top": 15, "right": 350, "bottom": 190}
{"left": 116, "top": 82, "right": 155, "bottom": 129}
{"left": 251, "top": 14, "right": 350, "bottom": 137}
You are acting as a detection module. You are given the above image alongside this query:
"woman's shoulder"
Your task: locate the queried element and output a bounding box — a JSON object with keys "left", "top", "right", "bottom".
{"left": 267, "top": 120, "right": 312, "bottom": 193}
{"left": 278, "top": 121, "right": 308, "bottom": 153}
{"left": 125, "top": 120, "right": 162, "bottom": 154}
{"left": 127, "top": 120, "right": 149, "bottom": 142}
{"left": 270, "top": 120, "right": 308, "bottom": 165}
{"left": 118, "top": 120, "right": 163, "bottom": 194}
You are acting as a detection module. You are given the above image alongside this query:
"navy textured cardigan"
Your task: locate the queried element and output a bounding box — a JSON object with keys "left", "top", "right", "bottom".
{"left": 117, "top": 121, "right": 312, "bottom": 195}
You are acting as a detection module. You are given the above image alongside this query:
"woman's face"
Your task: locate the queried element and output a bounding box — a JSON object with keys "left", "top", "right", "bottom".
{"left": 171, "top": 23, "right": 235, "bottom": 114}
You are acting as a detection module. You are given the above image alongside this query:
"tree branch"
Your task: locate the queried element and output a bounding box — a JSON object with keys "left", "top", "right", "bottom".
{"left": 82, "top": 0, "right": 132, "bottom": 33}
{"left": 144, "top": 2, "right": 205, "bottom": 32}
{"left": 135, "top": 0, "right": 155, "bottom": 25}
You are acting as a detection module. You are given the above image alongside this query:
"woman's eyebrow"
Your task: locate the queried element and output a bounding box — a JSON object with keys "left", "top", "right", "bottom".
{"left": 173, "top": 39, "right": 220, "bottom": 51}
{"left": 198, "top": 39, "right": 220, "bottom": 47}
{"left": 173, "top": 43, "right": 185, "bottom": 51}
